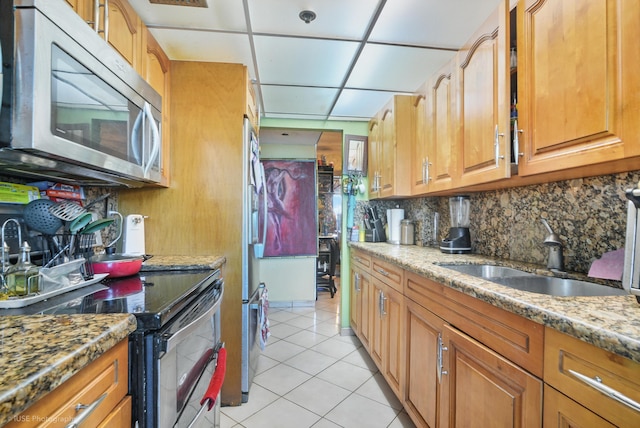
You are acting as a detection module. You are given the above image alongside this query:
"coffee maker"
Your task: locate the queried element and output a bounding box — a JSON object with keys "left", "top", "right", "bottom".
{"left": 440, "top": 195, "right": 471, "bottom": 254}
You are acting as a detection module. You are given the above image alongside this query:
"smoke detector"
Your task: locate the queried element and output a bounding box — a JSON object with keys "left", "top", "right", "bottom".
{"left": 299, "top": 10, "right": 316, "bottom": 24}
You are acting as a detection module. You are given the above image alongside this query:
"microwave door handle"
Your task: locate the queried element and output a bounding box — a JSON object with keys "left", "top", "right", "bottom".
{"left": 131, "top": 107, "right": 144, "bottom": 165}
{"left": 143, "top": 102, "right": 160, "bottom": 176}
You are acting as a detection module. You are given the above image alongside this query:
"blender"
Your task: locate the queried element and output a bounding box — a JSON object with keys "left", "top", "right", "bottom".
{"left": 440, "top": 195, "right": 471, "bottom": 254}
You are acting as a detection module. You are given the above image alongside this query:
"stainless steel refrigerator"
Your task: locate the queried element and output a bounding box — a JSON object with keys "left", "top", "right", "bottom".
{"left": 241, "top": 116, "right": 267, "bottom": 402}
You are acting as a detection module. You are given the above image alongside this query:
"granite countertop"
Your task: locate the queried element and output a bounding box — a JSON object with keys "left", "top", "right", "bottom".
{"left": 0, "top": 314, "right": 137, "bottom": 426}
{"left": 141, "top": 254, "right": 226, "bottom": 271}
{"left": 349, "top": 242, "right": 640, "bottom": 364}
{"left": 0, "top": 254, "right": 225, "bottom": 425}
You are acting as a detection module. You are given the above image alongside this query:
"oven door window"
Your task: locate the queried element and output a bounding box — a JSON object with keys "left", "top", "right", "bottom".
{"left": 50, "top": 44, "right": 143, "bottom": 166}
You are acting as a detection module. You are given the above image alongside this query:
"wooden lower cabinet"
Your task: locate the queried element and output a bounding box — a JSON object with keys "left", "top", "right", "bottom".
{"left": 349, "top": 253, "right": 638, "bottom": 428}
{"left": 543, "top": 327, "right": 640, "bottom": 427}
{"left": 403, "top": 298, "right": 542, "bottom": 428}
{"left": 6, "top": 339, "right": 130, "bottom": 428}
{"left": 369, "top": 278, "right": 405, "bottom": 396}
{"left": 543, "top": 385, "right": 615, "bottom": 428}
{"left": 350, "top": 266, "right": 372, "bottom": 350}
{"left": 350, "top": 265, "right": 372, "bottom": 349}
{"left": 382, "top": 285, "right": 404, "bottom": 397}
{"left": 405, "top": 299, "right": 444, "bottom": 428}
{"left": 350, "top": 250, "right": 372, "bottom": 349}
{"left": 440, "top": 324, "right": 542, "bottom": 428}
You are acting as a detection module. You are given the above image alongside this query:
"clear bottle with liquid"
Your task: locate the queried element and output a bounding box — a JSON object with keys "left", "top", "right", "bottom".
{"left": 5, "top": 241, "right": 39, "bottom": 296}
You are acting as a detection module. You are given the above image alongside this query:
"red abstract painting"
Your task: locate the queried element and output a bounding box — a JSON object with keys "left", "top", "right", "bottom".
{"left": 260, "top": 160, "right": 317, "bottom": 257}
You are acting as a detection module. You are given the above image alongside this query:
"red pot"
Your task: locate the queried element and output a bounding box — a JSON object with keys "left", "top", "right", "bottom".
{"left": 91, "top": 254, "right": 144, "bottom": 278}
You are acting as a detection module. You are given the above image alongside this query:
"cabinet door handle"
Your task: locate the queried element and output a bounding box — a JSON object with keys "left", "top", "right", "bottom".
{"left": 568, "top": 369, "right": 640, "bottom": 413}
{"left": 354, "top": 273, "right": 361, "bottom": 292}
{"left": 379, "top": 291, "right": 387, "bottom": 316}
{"left": 66, "top": 392, "right": 107, "bottom": 428}
{"left": 494, "top": 124, "right": 505, "bottom": 167}
{"left": 513, "top": 119, "right": 524, "bottom": 165}
{"left": 425, "top": 157, "right": 430, "bottom": 184}
{"left": 437, "top": 333, "right": 448, "bottom": 383}
{"left": 93, "top": 0, "right": 109, "bottom": 39}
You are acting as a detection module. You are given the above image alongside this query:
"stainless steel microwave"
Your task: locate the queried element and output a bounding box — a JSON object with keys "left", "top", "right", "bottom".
{"left": 0, "top": 0, "right": 162, "bottom": 187}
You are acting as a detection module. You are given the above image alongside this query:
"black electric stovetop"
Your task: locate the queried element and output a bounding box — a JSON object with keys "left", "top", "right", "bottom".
{"left": 0, "top": 269, "right": 220, "bottom": 330}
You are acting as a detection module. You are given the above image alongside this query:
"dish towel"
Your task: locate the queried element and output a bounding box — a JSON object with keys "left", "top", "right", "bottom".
{"left": 588, "top": 248, "right": 625, "bottom": 280}
{"left": 259, "top": 286, "right": 270, "bottom": 351}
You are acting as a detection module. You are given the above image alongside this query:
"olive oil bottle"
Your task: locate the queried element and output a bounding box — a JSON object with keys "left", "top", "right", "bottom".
{"left": 5, "top": 241, "right": 39, "bottom": 296}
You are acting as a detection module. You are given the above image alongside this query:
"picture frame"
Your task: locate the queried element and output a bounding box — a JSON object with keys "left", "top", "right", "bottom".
{"left": 343, "top": 134, "right": 368, "bottom": 176}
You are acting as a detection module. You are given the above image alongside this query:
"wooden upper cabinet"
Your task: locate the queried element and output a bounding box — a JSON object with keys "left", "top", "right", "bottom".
{"left": 79, "top": 0, "right": 141, "bottom": 69}
{"left": 379, "top": 102, "right": 396, "bottom": 198}
{"left": 456, "top": 0, "right": 512, "bottom": 188}
{"left": 141, "top": 26, "right": 171, "bottom": 187}
{"left": 106, "top": 0, "right": 141, "bottom": 70}
{"left": 517, "top": 0, "right": 640, "bottom": 175}
{"left": 370, "top": 96, "right": 413, "bottom": 199}
{"left": 413, "top": 59, "right": 458, "bottom": 196}
{"left": 428, "top": 62, "right": 457, "bottom": 192}
{"left": 411, "top": 83, "right": 430, "bottom": 195}
{"left": 368, "top": 118, "right": 381, "bottom": 198}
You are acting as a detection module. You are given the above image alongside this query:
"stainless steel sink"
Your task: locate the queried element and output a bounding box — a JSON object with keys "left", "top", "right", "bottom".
{"left": 440, "top": 264, "right": 533, "bottom": 279}
{"left": 441, "top": 264, "right": 626, "bottom": 296}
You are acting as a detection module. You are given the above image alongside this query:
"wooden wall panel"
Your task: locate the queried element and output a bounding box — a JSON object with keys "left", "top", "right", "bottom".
{"left": 119, "top": 61, "right": 246, "bottom": 405}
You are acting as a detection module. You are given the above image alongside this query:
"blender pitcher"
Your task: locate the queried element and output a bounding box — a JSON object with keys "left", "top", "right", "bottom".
{"left": 440, "top": 196, "right": 471, "bottom": 254}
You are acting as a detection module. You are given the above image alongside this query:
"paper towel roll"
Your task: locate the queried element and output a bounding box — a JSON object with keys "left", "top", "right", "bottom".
{"left": 387, "top": 209, "right": 404, "bottom": 244}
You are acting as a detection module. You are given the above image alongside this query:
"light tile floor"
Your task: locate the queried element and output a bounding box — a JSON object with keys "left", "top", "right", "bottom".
{"left": 221, "top": 280, "right": 417, "bottom": 428}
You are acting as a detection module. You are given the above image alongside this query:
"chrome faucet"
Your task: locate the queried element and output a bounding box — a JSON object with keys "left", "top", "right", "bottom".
{"left": 541, "top": 218, "right": 564, "bottom": 272}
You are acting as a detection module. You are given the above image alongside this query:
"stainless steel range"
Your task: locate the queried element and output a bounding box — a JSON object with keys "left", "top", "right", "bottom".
{"left": 2, "top": 268, "right": 225, "bottom": 428}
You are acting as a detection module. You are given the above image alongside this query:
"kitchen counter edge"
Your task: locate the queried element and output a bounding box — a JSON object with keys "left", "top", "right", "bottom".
{"left": 0, "top": 313, "right": 137, "bottom": 426}
{"left": 140, "top": 255, "right": 226, "bottom": 271}
{"left": 349, "top": 242, "right": 640, "bottom": 364}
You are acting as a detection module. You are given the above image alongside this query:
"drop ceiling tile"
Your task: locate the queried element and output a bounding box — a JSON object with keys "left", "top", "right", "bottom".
{"left": 128, "top": 0, "right": 247, "bottom": 32}
{"left": 261, "top": 86, "right": 339, "bottom": 117}
{"left": 150, "top": 29, "right": 256, "bottom": 77}
{"left": 347, "top": 44, "right": 456, "bottom": 92}
{"left": 370, "top": 0, "right": 502, "bottom": 48}
{"left": 255, "top": 36, "right": 359, "bottom": 87}
{"left": 331, "top": 89, "right": 401, "bottom": 120}
{"left": 248, "top": 0, "right": 379, "bottom": 40}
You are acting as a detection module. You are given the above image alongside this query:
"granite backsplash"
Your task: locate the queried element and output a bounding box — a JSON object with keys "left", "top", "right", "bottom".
{"left": 357, "top": 171, "right": 640, "bottom": 275}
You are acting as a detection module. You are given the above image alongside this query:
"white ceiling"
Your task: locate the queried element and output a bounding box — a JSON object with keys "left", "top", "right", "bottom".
{"left": 127, "top": 0, "right": 502, "bottom": 122}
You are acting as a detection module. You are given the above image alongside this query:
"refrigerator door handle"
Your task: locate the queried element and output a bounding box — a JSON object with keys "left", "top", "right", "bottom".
{"left": 254, "top": 163, "right": 267, "bottom": 258}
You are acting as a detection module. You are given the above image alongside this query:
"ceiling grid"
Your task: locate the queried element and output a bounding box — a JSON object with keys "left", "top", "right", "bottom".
{"left": 129, "top": 0, "right": 502, "bottom": 121}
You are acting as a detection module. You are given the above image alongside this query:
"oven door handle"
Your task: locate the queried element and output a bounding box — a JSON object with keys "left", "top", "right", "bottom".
{"left": 164, "top": 280, "right": 224, "bottom": 354}
{"left": 182, "top": 347, "right": 227, "bottom": 428}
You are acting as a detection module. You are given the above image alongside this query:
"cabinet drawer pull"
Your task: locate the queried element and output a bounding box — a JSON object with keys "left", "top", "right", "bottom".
{"left": 66, "top": 392, "right": 107, "bottom": 428}
{"left": 568, "top": 369, "right": 640, "bottom": 413}
{"left": 375, "top": 268, "right": 390, "bottom": 277}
